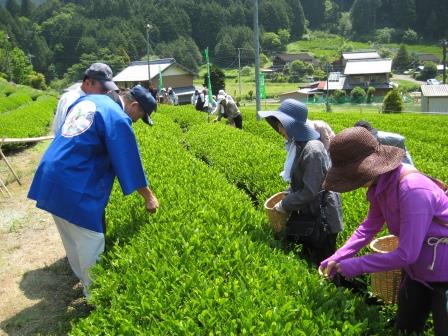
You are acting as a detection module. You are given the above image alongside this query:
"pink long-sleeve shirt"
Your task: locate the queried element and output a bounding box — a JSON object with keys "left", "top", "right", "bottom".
{"left": 323, "top": 164, "right": 448, "bottom": 283}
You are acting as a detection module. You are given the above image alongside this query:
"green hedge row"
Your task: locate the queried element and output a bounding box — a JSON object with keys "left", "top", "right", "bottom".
{"left": 71, "top": 110, "right": 388, "bottom": 335}
{"left": 0, "top": 95, "right": 57, "bottom": 139}
{"left": 0, "top": 91, "right": 34, "bottom": 114}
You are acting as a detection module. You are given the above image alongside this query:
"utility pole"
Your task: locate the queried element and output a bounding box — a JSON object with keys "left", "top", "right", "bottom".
{"left": 238, "top": 48, "right": 242, "bottom": 101}
{"left": 254, "top": 0, "right": 261, "bottom": 119}
{"left": 326, "top": 64, "right": 331, "bottom": 112}
{"left": 441, "top": 39, "right": 447, "bottom": 84}
{"left": 146, "top": 23, "right": 152, "bottom": 87}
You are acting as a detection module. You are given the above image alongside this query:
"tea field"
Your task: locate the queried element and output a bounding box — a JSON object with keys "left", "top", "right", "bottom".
{"left": 0, "top": 78, "right": 57, "bottom": 144}
{"left": 1, "top": 86, "right": 445, "bottom": 334}
{"left": 70, "top": 105, "right": 446, "bottom": 335}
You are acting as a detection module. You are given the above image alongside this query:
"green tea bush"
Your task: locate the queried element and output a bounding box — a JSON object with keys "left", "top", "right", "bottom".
{"left": 71, "top": 111, "right": 388, "bottom": 335}
{"left": 0, "top": 95, "right": 57, "bottom": 138}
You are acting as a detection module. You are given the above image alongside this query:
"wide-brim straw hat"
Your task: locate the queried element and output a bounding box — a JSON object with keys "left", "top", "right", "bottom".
{"left": 323, "top": 127, "right": 405, "bottom": 193}
{"left": 258, "top": 99, "right": 320, "bottom": 141}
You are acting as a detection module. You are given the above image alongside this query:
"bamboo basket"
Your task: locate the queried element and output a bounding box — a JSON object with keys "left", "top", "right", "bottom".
{"left": 264, "top": 192, "right": 289, "bottom": 233}
{"left": 369, "top": 235, "right": 402, "bottom": 304}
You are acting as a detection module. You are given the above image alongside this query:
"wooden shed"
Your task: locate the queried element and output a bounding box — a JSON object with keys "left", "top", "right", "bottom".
{"left": 421, "top": 84, "right": 448, "bottom": 113}
{"left": 113, "top": 58, "right": 196, "bottom": 104}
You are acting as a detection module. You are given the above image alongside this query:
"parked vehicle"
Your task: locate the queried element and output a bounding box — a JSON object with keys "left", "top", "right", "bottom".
{"left": 426, "top": 78, "right": 441, "bottom": 85}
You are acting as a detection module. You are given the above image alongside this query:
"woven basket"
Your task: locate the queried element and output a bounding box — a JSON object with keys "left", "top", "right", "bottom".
{"left": 369, "top": 235, "right": 402, "bottom": 304}
{"left": 264, "top": 192, "right": 288, "bottom": 233}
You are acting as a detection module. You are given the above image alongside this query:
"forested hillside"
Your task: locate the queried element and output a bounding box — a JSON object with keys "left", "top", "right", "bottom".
{"left": 0, "top": 0, "right": 447, "bottom": 87}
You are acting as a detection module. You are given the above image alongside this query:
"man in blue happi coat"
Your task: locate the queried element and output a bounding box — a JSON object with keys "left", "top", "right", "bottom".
{"left": 28, "top": 86, "right": 159, "bottom": 296}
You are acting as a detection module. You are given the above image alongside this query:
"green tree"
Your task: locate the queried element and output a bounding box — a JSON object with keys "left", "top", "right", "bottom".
{"left": 262, "top": 32, "right": 282, "bottom": 53}
{"left": 301, "top": 0, "right": 326, "bottom": 29}
{"left": 203, "top": 64, "right": 225, "bottom": 96}
{"left": 337, "top": 12, "right": 352, "bottom": 37}
{"left": 402, "top": 29, "right": 418, "bottom": 44}
{"left": 26, "top": 71, "right": 46, "bottom": 90}
{"left": 350, "top": 87, "right": 366, "bottom": 104}
{"left": 214, "top": 26, "right": 253, "bottom": 66}
{"left": 350, "top": 0, "right": 381, "bottom": 37}
{"left": 191, "top": 2, "right": 224, "bottom": 52}
{"left": 419, "top": 61, "right": 437, "bottom": 80}
{"left": 10, "top": 47, "right": 33, "bottom": 84}
{"left": 5, "top": 0, "right": 20, "bottom": 17}
{"left": 284, "top": 0, "right": 305, "bottom": 39}
{"left": 374, "top": 27, "right": 395, "bottom": 44}
{"left": 289, "top": 60, "right": 314, "bottom": 77}
{"left": 46, "top": 63, "right": 58, "bottom": 82}
{"left": 241, "top": 66, "right": 252, "bottom": 76}
{"left": 277, "top": 29, "right": 290, "bottom": 50}
{"left": 389, "top": 0, "right": 416, "bottom": 30}
{"left": 366, "top": 86, "right": 376, "bottom": 103}
{"left": 260, "top": 0, "right": 290, "bottom": 33}
{"left": 332, "top": 89, "right": 346, "bottom": 103}
{"left": 393, "top": 44, "right": 411, "bottom": 72}
{"left": 20, "top": 0, "right": 34, "bottom": 17}
{"left": 61, "top": 47, "right": 127, "bottom": 86}
{"left": 156, "top": 36, "right": 202, "bottom": 72}
{"left": 382, "top": 89, "right": 403, "bottom": 113}
{"left": 260, "top": 53, "right": 269, "bottom": 68}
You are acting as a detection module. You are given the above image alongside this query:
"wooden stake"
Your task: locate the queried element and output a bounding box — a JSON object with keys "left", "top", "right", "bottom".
{"left": 0, "top": 175, "right": 11, "bottom": 197}
{"left": 0, "top": 147, "right": 21, "bottom": 185}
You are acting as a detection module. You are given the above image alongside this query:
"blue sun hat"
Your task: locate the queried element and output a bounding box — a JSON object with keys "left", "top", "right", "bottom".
{"left": 258, "top": 99, "right": 320, "bottom": 141}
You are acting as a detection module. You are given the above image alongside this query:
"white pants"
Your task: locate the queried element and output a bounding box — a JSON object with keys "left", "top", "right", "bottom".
{"left": 53, "top": 215, "right": 104, "bottom": 295}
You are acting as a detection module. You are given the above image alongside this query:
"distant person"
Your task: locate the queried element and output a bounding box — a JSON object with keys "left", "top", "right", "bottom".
{"left": 191, "top": 89, "right": 199, "bottom": 105}
{"left": 194, "top": 89, "right": 205, "bottom": 111}
{"left": 167, "top": 87, "right": 178, "bottom": 105}
{"left": 52, "top": 63, "right": 118, "bottom": 134}
{"left": 148, "top": 83, "right": 158, "bottom": 101}
{"left": 308, "top": 120, "right": 335, "bottom": 152}
{"left": 211, "top": 93, "right": 243, "bottom": 129}
{"left": 29, "top": 86, "right": 159, "bottom": 297}
{"left": 354, "top": 120, "right": 414, "bottom": 165}
{"left": 159, "top": 88, "right": 168, "bottom": 104}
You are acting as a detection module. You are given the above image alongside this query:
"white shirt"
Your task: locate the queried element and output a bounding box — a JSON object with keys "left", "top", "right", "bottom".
{"left": 52, "top": 87, "right": 86, "bottom": 134}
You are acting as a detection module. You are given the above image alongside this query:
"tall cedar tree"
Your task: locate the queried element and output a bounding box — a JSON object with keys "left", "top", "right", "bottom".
{"left": 301, "top": 0, "right": 326, "bottom": 29}
{"left": 204, "top": 64, "right": 225, "bottom": 96}
{"left": 393, "top": 44, "right": 411, "bottom": 71}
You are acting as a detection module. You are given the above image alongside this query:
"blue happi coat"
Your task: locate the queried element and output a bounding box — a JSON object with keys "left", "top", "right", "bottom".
{"left": 28, "top": 94, "right": 148, "bottom": 233}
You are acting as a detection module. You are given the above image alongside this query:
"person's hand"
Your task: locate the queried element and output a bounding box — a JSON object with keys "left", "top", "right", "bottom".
{"left": 274, "top": 201, "right": 287, "bottom": 214}
{"left": 145, "top": 193, "right": 159, "bottom": 214}
{"left": 319, "top": 260, "right": 341, "bottom": 278}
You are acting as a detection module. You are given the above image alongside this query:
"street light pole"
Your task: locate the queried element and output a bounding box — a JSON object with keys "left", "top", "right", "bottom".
{"left": 146, "top": 23, "right": 152, "bottom": 87}
{"left": 6, "top": 34, "right": 12, "bottom": 82}
{"left": 238, "top": 48, "right": 242, "bottom": 101}
{"left": 326, "top": 63, "right": 331, "bottom": 112}
{"left": 441, "top": 39, "right": 447, "bottom": 84}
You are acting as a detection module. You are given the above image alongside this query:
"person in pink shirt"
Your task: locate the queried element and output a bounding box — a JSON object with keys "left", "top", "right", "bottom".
{"left": 319, "top": 127, "right": 448, "bottom": 336}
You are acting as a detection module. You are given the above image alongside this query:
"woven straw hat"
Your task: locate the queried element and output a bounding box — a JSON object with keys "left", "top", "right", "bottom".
{"left": 323, "top": 127, "right": 404, "bottom": 192}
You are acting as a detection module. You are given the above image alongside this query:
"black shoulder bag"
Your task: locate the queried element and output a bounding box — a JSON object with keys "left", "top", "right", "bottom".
{"left": 285, "top": 190, "right": 329, "bottom": 248}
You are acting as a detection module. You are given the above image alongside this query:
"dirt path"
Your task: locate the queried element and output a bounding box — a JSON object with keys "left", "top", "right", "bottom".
{"left": 393, "top": 74, "right": 426, "bottom": 85}
{"left": 0, "top": 143, "right": 90, "bottom": 336}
